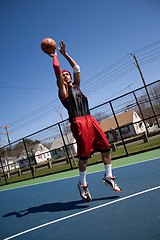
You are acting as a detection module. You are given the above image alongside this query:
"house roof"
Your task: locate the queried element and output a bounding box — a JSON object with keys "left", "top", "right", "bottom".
{"left": 100, "top": 109, "right": 135, "bottom": 132}
{"left": 50, "top": 132, "right": 76, "bottom": 150}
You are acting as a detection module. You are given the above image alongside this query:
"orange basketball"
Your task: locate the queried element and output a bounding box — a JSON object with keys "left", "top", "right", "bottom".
{"left": 41, "top": 38, "right": 56, "bottom": 54}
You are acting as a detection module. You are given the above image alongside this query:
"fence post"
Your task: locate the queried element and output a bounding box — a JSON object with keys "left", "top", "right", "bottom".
{"left": 23, "top": 138, "right": 35, "bottom": 178}
{"left": 0, "top": 157, "right": 8, "bottom": 184}
{"left": 58, "top": 123, "right": 73, "bottom": 170}
{"left": 109, "top": 101, "right": 128, "bottom": 156}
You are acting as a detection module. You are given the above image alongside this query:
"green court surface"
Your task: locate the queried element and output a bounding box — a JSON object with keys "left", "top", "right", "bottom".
{"left": 0, "top": 148, "right": 160, "bottom": 191}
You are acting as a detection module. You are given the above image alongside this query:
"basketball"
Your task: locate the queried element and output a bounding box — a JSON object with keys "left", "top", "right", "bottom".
{"left": 41, "top": 38, "right": 56, "bottom": 54}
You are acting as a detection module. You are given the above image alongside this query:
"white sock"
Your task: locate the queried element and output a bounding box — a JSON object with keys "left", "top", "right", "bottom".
{"left": 79, "top": 170, "right": 87, "bottom": 186}
{"left": 104, "top": 164, "right": 112, "bottom": 177}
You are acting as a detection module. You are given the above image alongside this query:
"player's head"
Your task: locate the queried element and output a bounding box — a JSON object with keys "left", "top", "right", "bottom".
{"left": 62, "top": 70, "right": 72, "bottom": 83}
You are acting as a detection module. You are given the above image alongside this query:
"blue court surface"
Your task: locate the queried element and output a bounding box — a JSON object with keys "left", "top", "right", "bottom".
{"left": 0, "top": 157, "right": 160, "bottom": 240}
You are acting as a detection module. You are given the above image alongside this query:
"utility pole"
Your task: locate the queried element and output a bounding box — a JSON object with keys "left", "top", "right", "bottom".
{"left": 131, "top": 53, "right": 160, "bottom": 128}
{"left": 133, "top": 91, "right": 149, "bottom": 134}
{"left": 1, "top": 126, "right": 12, "bottom": 145}
{"left": 1, "top": 126, "right": 16, "bottom": 170}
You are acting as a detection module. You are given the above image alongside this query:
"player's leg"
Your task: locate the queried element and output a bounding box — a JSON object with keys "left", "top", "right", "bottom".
{"left": 71, "top": 116, "right": 93, "bottom": 202}
{"left": 90, "top": 116, "right": 122, "bottom": 192}
{"left": 102, "top": 151, "right": 122, "bottom": 192}
{"left": 101, "top": 151, "right": 112, "bottom": 176}
{"left": 78, "top": 158, "right": 92, "bottom": 202}
{"left": 79, "top": 158, "right": 87, "bottom": 185}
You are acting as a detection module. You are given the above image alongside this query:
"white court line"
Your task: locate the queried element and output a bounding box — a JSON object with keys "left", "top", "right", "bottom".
{"left": 1, "top": 157, "right": 160, "bottom": 192}
{"left": 4, "top": 185, "right": 160, "bottom": 240}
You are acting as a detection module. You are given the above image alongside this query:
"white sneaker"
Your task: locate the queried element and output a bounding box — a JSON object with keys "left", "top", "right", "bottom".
{"left": 102, "top": 175, "right": 122, "bottom": 192}
{"left": 78, "top": 182, "right": 92, "bottom": 202}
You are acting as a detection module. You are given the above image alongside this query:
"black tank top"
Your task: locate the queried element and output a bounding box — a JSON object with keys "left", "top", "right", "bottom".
{"left": 59, "top": 83, "right": 90, "bottom": 122}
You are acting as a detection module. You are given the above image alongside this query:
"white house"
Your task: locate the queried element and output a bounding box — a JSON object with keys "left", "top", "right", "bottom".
{"left": 18, "top": 143, "right": 51, "bottom": 168}
{"left": 0, "top": 157, "right": 19, "bottom": 172}
{"left": 50, "top": 132, "right": 77, "bottom": 159}
{"left": 100, "top": 109, "right": 147, "bottom": 143}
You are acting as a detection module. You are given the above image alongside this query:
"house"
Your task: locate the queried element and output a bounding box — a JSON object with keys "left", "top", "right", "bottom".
{"left": 50, "top": 132, "right": 77, "bottom": 159}
{"left": 148, "top": 121, "right": 159, "bottom": 132}
{"left": 0, "top": 156, "right": 19, "bottom": 172}
{"left": 100, "top": 109, "right": 147, "bottom": 143}
{"left": 18, "top": 143, "right": 51, "bottom": 168}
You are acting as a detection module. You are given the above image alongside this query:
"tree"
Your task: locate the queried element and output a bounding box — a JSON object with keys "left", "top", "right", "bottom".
{"left": 55, "top": 107, "right": 76, "bottom": 165}
{"left": 135, "top": 82, "right": 160, "bottom": 126}
{"left": 12, "top": 139, "right": 41, "bottom": 158}
{"left": 92, "top": 111, "right": 109, "bottom": 124}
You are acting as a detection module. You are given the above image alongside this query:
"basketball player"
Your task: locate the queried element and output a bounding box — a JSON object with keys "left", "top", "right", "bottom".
{"left": 49, "top": 40, "right": 122, "bottom": 202}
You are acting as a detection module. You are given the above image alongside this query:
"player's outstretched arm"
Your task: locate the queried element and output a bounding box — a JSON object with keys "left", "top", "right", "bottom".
{"left": 58, "top": 41, "right": 80, "bottom": 86}
{"left": 48, "top": 50, "right": 67, "bottom": 98}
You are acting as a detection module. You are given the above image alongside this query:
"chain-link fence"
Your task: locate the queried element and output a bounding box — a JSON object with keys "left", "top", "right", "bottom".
{"left": 0, "top": 80, "right": 160, "bottom": 186}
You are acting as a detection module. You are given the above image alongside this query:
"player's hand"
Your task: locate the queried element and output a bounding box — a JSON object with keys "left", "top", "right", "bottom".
{"left": 58, "top": 40, "right": 66, "bottom": 55}
{"left": 48, "top": 50, "right": 57, "bottom": 57}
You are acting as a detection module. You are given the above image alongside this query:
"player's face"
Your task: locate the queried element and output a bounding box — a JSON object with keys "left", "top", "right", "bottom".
{"left": 62, "top": 72, "right": 72, "bottom": 83}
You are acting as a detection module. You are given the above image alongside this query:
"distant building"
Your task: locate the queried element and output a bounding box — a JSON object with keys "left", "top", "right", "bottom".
{"left": 50, "top": 132, "right": 77, "bottom": 159}
{"left": 18, "top": 143, "right": 51, "bottom": 168}
{"left": 0, "top": 157, "right": 19, "bottom": 172}
{"left": 100, "top": 109, "right": 147, "bottom": 143}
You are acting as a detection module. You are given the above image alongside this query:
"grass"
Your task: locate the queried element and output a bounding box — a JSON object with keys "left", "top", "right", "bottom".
{"left": 1, "top": 137, "right": 160, "bottom": 186}
{"left": 89, "top": 137, "right": 160, "bottom": 163}
{"left": 0, "top": 162, "right": 74, "bottom": 185}
{"left": 127, "top": 137, "right": 160, "bottom": 153}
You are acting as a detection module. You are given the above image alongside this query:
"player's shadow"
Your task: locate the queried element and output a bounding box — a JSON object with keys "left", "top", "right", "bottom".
{"left": 3, "top": 196, "right": 119, "bottom": 218}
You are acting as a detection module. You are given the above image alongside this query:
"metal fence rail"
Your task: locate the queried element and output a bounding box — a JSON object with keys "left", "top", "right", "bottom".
{"left": 0, "top": 79, "right": 160, "bottom": 186}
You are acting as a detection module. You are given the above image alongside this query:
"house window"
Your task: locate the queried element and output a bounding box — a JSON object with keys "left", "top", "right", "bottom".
{"left": 121, "top": 126, "right": 130, "bottom": 134}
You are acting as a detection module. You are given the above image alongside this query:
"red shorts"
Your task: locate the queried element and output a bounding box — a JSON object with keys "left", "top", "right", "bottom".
{"left": 71, "top": 115, "right": 110, "bottom": 158}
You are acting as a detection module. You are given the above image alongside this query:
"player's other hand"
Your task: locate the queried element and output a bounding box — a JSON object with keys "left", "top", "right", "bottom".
{"left": 58, "top": 40, "right": 66, "bottom": 55}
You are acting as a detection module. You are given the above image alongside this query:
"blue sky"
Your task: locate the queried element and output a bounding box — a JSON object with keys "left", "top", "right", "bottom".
{"left": 0, "top": 0, "right": 160, "bottom": 145}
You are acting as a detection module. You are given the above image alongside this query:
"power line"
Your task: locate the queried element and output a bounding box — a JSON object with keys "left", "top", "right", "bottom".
{"left": 82, "top": 40, "right": 160, "bottom": 90}
{"left": 3, "top": 40, "right": 160, "bottom": 135}
{"left": 85, "top": 65, "right": 136, "bottom": 95}
{"left": 95, "top": 83, "right": 135, "bottom": 106}
{"left": 133, "top": 40, "right": 160, "bottom": 54}
{"left": 81, "top": 55, "right": 133, "bottom": 90}
{"left": 0, "top": 86, "right": 55, "bottom": 91}
{"left": 139, "top": 55, "right": 160, "bottom": 66}
{"left": 81, "top": 41, "right": 160, "bottom": 96}
{"left": 82, "top": 54, "right": 131, "bottom": 86}
{"left": 8, "top": 99, "right": 59, "bottom": 126}
{"left": 136, "top": 46, "right": 160, "bottom": 58}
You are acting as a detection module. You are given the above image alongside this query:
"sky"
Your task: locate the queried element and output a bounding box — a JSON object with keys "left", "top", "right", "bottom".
{"left": 0, "top": 0, "right": 160, "bottom": 146}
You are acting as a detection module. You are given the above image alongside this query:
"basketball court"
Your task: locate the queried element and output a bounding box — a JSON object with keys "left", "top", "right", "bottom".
{"left": 0, "top": 150, "right": 160, "bottom": 240}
